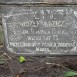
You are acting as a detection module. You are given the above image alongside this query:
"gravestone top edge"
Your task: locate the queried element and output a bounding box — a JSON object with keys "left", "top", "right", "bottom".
{"left": 0, "top": 0, "right": 77, "bottom": 4}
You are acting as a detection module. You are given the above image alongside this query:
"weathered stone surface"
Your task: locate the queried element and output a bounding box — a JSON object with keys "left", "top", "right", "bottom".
{"left": 0, "top": 0, "right": 42, "bottom": 3}
{"left": 0, "top": 0, "right": 77, "bottom": 4}
{"left": 2, "top": 6, "right": 77, "bottom": 55}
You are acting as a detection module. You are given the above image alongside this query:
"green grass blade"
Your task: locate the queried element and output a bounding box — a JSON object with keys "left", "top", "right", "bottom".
{"left": 64, "top": 71, "right": 77, "bottom": 77}
{"left": 0, "top": 59, "right": 6, "bottom": 64}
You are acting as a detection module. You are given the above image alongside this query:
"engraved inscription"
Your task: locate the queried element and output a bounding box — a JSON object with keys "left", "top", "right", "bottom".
{"left": 3, "top": 7, "right": 77, "bottom": 55}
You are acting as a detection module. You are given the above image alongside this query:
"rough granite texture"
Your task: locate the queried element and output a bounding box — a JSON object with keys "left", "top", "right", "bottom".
{"left": 0, "top": 1, "right": 77, "bottom": 77}
{"left": 0, "top": 0, "right": 77, "bottom": 4}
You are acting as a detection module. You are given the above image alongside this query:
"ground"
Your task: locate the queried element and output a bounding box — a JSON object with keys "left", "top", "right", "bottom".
{"left": 0, "top": 51, "right": 77, "bottom": 77}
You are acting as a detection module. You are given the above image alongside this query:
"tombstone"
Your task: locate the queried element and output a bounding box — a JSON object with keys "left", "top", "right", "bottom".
{"left": 1, "top": 1, "right": 77, "bottom": 55}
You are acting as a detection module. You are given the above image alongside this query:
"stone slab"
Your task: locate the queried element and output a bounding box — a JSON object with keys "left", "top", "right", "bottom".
{"left": 0, "top": 0, "right": 77, "bottom": 4}
{"left": 2, "top": 6, "right": 77, "bottom": 55}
